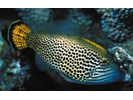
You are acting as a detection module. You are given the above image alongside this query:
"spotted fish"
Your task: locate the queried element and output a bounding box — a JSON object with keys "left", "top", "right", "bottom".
{"left": 8, "top": 20, "right": 129, "bottom": 84}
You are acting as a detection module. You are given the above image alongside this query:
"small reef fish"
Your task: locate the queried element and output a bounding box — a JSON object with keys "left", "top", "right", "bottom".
{"left": 8, "top": 20, "right": 129, "bottom": 84}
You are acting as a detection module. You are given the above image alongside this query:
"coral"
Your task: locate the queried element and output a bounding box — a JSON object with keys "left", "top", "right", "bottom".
{"left": 105, "top": 9, "right": 133, "bottom": 82}
{"left": 68, "top": 8, "right": 93, "bottom": 32}
{"left": 0, "top": 59, "right": 30, "bottom": 90}
{"left": 96, "top": 8, "right": 133, "bottom": 42}
{"left": 16, "top": 8, "right": 94, "bottom": 36}
{"left": 0, "top": 31, "right": 30, "bottom": 90}
{"left": 16, "top": 8, "right": 53, "bottom": 33}
{"left": 120, "top": 37, "right": 133, "bottom": 56}
{"left": 108, "top": 26, "right": 133, "bottom": 79}
{"left": 109, "top": 46, "right": 133, "bottom": 77}
{"left": 0, "top": 31, "right": 4, "bottom": 53}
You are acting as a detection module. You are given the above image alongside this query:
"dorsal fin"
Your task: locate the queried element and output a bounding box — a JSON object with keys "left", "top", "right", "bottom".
{"left": 81, "top": 37, "right": 107, "bottom": 53}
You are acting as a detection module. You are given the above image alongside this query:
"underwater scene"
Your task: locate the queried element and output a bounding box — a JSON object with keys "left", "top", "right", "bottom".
{"left": 0, "top": 8, "right": 133, "bottom": 91}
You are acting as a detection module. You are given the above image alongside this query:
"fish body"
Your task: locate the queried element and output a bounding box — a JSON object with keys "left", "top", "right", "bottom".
{"left": 8, "top": 20, "right": 129, "bottom": 84}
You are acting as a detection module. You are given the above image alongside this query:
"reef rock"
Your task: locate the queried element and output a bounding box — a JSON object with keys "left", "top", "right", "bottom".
{"left": 109, "top": 46, "right": 133, "bottom": 76}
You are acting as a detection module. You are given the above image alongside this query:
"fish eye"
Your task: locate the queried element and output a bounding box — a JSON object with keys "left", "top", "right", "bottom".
{"left": 102, "top": 58, "right": 109, "bottom": 64}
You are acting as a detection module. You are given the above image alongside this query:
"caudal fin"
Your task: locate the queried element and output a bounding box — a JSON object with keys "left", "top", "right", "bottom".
{"left": 8, "top": 20, "right": 31, "bottom": 50}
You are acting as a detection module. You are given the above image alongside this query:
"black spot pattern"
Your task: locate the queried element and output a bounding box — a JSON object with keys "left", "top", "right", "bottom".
{"left": 27, "top": 35, "right": 110, "bottom": 82}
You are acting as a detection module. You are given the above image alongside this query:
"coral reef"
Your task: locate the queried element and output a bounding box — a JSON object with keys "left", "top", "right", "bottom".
{"left": 109, "top": 46, "right": 133, "bottom": 78}
{"left": 108, "top": 33, "right": 133, "bottom": 78}
{"left": 96, "top": 8, "right": 133, "bottom": 42}
{"left": 16, "top": 8, "right": 94, "bottom": 35}
{"left": 68, "top": 8, "right": 93, "bottom": 32}
{"left": 96, "top": 9, "right": 133, "bottom": 81}
{"left": 120, "top": 37, "right": 133, "bottom": 56}
{"left": 0, "top": 31, "right": 30, "bottom": 90}
{"left": 16, "top": 8, "right": 53, "bottom": 32}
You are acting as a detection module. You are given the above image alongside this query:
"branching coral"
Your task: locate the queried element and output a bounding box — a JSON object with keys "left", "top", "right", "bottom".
{"left": 16, "top": 8, "right": 53, "bottom": 32}
{"left": 96, "top": 8, "right": 133, "bottom": 42}
{"left": 68, "top": 8, "right": 93, "bottom": 32}
{"left": 102, "top": 8, "right": 133, "bottom": 82}
{"left": 0, "top": 32, "right": 30, "bottom": 90}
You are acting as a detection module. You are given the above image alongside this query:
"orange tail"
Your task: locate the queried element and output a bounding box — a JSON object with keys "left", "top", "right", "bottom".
{"left": 8, "top": 20, "right": 31, "bottom": 50}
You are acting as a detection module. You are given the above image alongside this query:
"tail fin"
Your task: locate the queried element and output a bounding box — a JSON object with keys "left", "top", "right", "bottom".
{"left": 8, "top": 20, "right": 31, "bottom": 50}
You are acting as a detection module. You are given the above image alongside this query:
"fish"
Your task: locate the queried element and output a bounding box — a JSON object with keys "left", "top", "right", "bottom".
{"left": 7, "top": 20, "right": 130, "bottom": 84}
